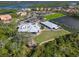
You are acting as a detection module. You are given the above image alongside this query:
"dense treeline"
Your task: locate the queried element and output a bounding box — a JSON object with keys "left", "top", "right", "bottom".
{"left": 0, "top": 22, "right": 32, "bottom": 57}
{"left": 30, "top": 2, "right": 69, "bottom": 8}
{"left": 31, "top": 32, "right": 79, "bottom": 57}
{"left": 0, "top": 24, "right": 79, "bottom": 57}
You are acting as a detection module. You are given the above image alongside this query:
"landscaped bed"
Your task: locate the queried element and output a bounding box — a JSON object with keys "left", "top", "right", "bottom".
{"left": 34, "top": 29, "right": 70, "bottom": 43}
{"left": 44, "top": 13, "right": 65, "bottom": 21}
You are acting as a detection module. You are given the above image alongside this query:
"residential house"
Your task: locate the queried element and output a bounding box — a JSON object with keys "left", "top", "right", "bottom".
{"left": 0, "top": 14, "right": 12, "bottom": 23}
{"left": 17, "top": 11, "right": 27, "bottom": 16}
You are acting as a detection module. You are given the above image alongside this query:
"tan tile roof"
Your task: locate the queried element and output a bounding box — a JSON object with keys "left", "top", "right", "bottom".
{"left": 0, "top": 14, "right": 12, "bottom": 21}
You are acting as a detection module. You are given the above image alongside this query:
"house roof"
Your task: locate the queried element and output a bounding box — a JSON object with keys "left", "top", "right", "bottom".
{"left": 41, "top": 21, "right": 59, "bottom": 29}
{"left": 0, "top": 14, "right": 12, "bottom": 21}
{"left": 18, "top": 23, "right": 40, "bottom": 33}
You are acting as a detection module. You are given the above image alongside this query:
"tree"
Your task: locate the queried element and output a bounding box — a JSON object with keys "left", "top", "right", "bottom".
{"left": 32, "top": 33, "right": 79, "bottom": 57}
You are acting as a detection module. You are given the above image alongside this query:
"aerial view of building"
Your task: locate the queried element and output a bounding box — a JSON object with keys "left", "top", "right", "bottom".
{"left": 0, "top": 1, "right": 79, "bottom": 57}
{"left": 0, "top": 14, "right": 12, "bottom": 23}
{"left": 18, "top": 22, "right": 41, "bottom": 33}
{"left": 40, "top": 21, "right": 60, "bottom": 30}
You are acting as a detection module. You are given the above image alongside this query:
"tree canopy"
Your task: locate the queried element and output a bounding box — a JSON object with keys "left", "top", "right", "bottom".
{"left": 31, "top": 33, "right": 79, "bottom": 57}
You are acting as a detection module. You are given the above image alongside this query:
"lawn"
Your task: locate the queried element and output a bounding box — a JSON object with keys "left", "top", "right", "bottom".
{"left": 34, "top": 29, "right": 70, "bottom": 43}
{"left": 0, "top": 9, "right": 17, "bottom": 14}
{"left": 44, "top": 13, "right": 65, "bottom": 21}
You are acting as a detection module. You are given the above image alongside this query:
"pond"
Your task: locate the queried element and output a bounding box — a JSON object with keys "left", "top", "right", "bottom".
{"left": 50, "top": 16, "right": 79, "bottom": 32}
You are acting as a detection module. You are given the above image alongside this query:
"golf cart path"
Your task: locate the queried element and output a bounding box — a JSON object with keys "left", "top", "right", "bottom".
{"left": 39, "top": 38, "right": 54, "bottom": 45}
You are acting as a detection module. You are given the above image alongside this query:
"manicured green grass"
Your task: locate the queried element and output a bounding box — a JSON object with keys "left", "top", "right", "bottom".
{"left": 34, "top": 29, "right": 70, "bottom": 43}
{"left": 0, "top": 9, "right": 17, "bottom": 14}
{"left": 44, "top": 13, "right": 65, "bottom": 21}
